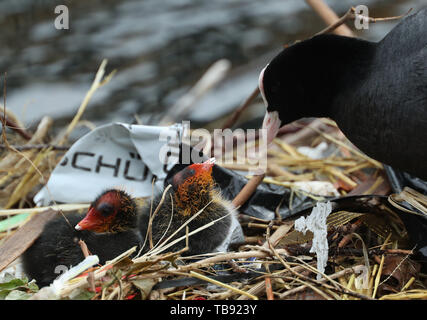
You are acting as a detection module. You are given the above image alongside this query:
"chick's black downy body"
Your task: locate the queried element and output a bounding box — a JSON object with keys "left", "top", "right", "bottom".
{"left": 260, "top": 7, "right": 427, "bottom": 179}
{"left": 138, "top": 188, "right": 232, "bottom": 256}
{"left": 23, "top": 190, "right": 141, "bottom": 288}
{"left": 138, "top": 160, "right": 234, "bottom": 256}
{"left": 22, "top": 214, "right": 141, "bottom": 287}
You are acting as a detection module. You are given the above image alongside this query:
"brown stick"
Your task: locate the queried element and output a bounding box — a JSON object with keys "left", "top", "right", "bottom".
{"left": 314, "top": 6, "right": 413, "bottom": 37}
{"left": 0, "top": 209, "right": 57, "bottom": 273}
{"left": 278, "top": 265, "right": 363, "bottom": 298}
{"left": 78, "top": 240, "right": 96, "bottom": 292}
{"left": 176, "top": 248, "right": 289, "bottom": 272}
{"left": 0, "top": 144, "right": 69, "bottom": 151}
{"left": 232, "top": 173, "right": 265, "bottom": 208}
{"left": 265, "top": 277, "right": 274, "bottom": 300}
{"left": 0, "top": 115, "right": 32, "bottom": 141}
{"left": 221, "top": 87, "right": 259, "bottom": 130}
{"left": 1, "top": 72, "right": 32, "bottom": 141}
{"left": 305, "top": 0, "right": 354, "bottom": 37}
{"left": 262, "top": 223, "right": 293, "bottom": 250}
{"left": 338, "top": 219, "right": 363, "bottom": 248}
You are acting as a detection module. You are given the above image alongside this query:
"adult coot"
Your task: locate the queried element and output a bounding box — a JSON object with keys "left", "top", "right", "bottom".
{"left": 259, "top": 7, "right": 426, "bottom": 179}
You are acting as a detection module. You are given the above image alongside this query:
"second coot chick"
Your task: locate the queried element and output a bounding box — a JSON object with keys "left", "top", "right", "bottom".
{"left": 22, "top": 189, "right": 141, "bottom": 287}
{"left": 138, "top": 158, "right": 235, "bottom": 256}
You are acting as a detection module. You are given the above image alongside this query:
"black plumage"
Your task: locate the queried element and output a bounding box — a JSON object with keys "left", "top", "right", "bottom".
{"left": 138, "top": 160, "right": 234, "bottom": 256}
{"left": 138, "top": 188, "right": 233, "bottom": 256}
{"left": 260, "top": 7, "right": 427, "bottom": 179}
{"left": 23, "top": 161, "right": 235, "bottom": 287}
{"left": 22, "top": 190, "right": 141, "bottom": 288}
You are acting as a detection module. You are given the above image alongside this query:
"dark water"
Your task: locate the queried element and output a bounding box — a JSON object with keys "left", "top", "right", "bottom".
{"left": 0, "top": 0, "right": 424, "bottom": 135}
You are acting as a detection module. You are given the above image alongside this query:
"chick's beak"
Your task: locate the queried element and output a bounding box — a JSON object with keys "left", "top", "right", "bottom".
{"left": 75, "top": 207, "right": 103, "bottom": 231}
{"left": 262, "top": 111, "right": 282, "bottom": 145}
{"left": 200, "top": 158, "right": 215, "bottom": 173}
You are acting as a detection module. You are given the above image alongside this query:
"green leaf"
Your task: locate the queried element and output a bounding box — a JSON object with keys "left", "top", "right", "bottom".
{"left": 0, "top": 213, "right": 30, "bottom": 232}
{"left": 5, "top": 290, "right": 32, "bottom": 300}
{"left": 0, "top": 278, "right": 27, "bottom": 291}
{"left": 0, "top": 276, "right": 39, "bottom": 300}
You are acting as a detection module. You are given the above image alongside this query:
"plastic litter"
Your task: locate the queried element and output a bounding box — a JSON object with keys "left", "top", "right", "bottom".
{"left": 297, "top": 141, "right": 328, "bottom": 159}
{"left": 51, "top": 255, "right": 99, "bottom": 297}
{"left": 34, "top": 122, "right": 184, "bottom": 205}
{"left": 295, "top": 201, "right": 332, "bottom": 280}
{"left": 384, "top": 165, "right": 427, "bottom": 264}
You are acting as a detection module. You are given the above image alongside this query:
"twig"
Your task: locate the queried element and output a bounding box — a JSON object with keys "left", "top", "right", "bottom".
{"left": 300, "top": 123, "right": 383, "bottom": 168}
{"left": 2, "top": 73, "right": 9, "bottom": 147}
{"left": 57, "top": 59, "right": 114, "bottom": 145}
{"left": 228, "top": 259, "right": 248, "bottom": 273}
{"left": 78, "top": 240, "right": 96, "bottom": 292}
{"left": 0, "top": 144, "right": 69, "bottom": 151}
{"left": 305, "top": 0, "right": 354, "bottom": 37}
{"left": 232, "top": 173, "right": 265, "bottom": 208}
{"left": 264, "top": 223, "right": 275, "bottom": 300}
{"left": 175, "top": 248, "right": 289, "bottom": 272}
{"left": 247, "top": 222, "right": 279, "bottom": 230}
{"left": 146, "top": 203, "right": 229, "bottom": 257}
{"left": 147, "top": 185, "right": 173, "bottom": 250}
{"left": 268, "top": 237, "right": 373, "bottom": 300}
{"left": 277, "top": 265, "right": 363, "bottom": 298}
{"left": 314, "top": 6, "right": 355, "bottom": 37}
{"left": 159, "top": 59, "right": 231, "bottom": 125}
{"left": 378, "top": 247, "right": 415, "bottom": 289}
{"left": 190, "top": 271, "right": 258, "bottom": 300}
{"left": 265, "top": 276, "right": 274, "bottom": 300}
{"left": 372, "top": 254, "right": 385, "bottom": 299}
{"left": 262, "top": 223, "right": 293, "bottom": 250}
{"left": 237, "top": 281, "right": 266, "bottom": 300}
{"left": 0, "top": 114, "right": 32, "bottom": 140}
{"left": 221, "top": 86, "right": 259, "bottom": 130}
{"left": 314, "top": 6, "right": 413, "bottom": 37}
{"left": 338, "top": 219, "right": 363, "bottom": 248}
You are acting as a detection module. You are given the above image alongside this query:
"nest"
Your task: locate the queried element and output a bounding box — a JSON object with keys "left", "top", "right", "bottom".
{"left": 0, "top": 58, "right": 426, "bottom": 301}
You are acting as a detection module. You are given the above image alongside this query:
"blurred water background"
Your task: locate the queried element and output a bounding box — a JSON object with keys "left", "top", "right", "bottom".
{"left": 0, "top": 0, "right": 425, "bottom": 137}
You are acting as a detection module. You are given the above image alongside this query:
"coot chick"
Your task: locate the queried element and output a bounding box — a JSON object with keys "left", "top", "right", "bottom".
{"left": 259, "top": 7, "right": 427, "bottom": 179}
{"left": 23, "top": 189, "right": 141, "bottom": 287}
{"left": 138, "top": 158, "right": 235, "bottom": 256}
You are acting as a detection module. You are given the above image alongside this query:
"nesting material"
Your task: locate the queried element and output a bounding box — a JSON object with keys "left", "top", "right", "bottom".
{"left": 0, "top": 59, "right": 426, "bottom": 300}
{"left": 50, "top": 255, "right": 99, "bottom": 297}
{"left": 295, "top": 201, "right": 332, "bottom": 280}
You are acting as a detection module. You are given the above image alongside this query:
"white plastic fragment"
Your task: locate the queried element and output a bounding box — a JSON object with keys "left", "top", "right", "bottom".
{"left": 50, "top": 255, "right": 99, "bottom": 296}
{"left": 34, "top": 122, "right": 184, "bottom": 206}
{"left": 297, "top": 141, "right": 328, "bottom": 159}
{"left": 293, "top": 181, "right": 340, "bottom": 197}
{"left": 294, "top": 201, "right": 332, "bottom": 280}
{"left": 0, "top": 258, "right": 24, "bottom": 282}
